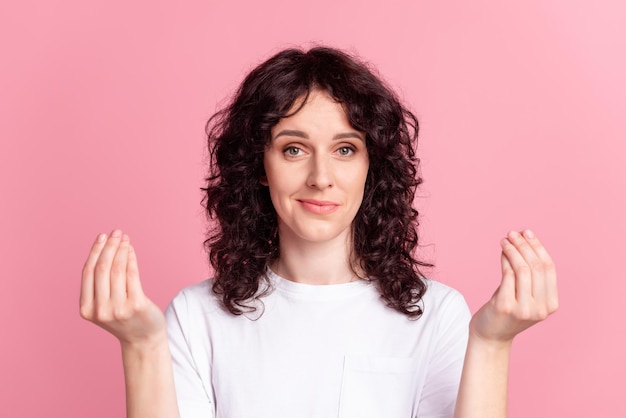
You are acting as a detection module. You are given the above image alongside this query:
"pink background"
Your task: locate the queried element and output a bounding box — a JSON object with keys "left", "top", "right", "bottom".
{"left": 1, "top": 0, "right": 624, "bottom": 416}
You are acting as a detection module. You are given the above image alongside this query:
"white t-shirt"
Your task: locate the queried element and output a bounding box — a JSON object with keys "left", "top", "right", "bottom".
{"left": 165, "top": 269, "right": 470, "bottom": 418}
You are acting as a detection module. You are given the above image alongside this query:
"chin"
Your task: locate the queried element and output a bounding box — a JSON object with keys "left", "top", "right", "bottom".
{"left": 295, "top": 226, "right": 352, "bottom": 244}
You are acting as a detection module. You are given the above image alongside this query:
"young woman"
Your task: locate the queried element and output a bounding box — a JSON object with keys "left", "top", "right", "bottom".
{"left": 80, "top": 47, "right": 558, "bottom": 418}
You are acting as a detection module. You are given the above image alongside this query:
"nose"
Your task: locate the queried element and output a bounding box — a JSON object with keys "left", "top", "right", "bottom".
{"left": 307, "top": 154, "right": 334, "bottom": 189}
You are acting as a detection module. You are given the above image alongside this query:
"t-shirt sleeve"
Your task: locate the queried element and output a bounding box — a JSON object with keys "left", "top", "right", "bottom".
{"left": 165, "top": 289, "right": 215, "bottom": 418}
{"left": 416, "top": 287, "right": 471, "bottom": 418}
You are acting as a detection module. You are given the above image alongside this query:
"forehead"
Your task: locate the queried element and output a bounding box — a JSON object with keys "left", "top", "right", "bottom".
{"left": 271, "top": 90, "right": 354, "bottom": 134}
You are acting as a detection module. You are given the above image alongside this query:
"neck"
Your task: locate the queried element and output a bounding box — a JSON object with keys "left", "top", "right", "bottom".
{"left": 272, "top": 227, "right": 360, "bottom": 285}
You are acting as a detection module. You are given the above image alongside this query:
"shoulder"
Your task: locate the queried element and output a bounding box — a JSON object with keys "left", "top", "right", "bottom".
{"left": 420, "top": 279, "right": 471, "bottom": 322}
{"left": 423, "top": 279, "right": 467, "bottom": 304}
{"left": 166, "top": 279, "right": 222, "bottom": 319}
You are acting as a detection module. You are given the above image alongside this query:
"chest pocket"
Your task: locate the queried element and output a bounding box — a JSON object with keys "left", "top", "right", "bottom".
{"left": 338, "top": 356, "right": 419, "bottom": 418}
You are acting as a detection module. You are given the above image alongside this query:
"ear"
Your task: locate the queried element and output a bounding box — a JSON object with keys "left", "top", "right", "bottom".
{"left": 260, "top": 176, "right": 268, "bottom": 186}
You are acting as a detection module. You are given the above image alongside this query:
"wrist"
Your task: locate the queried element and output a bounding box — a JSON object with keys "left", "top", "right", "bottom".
{"left": 120, "top": 331, "right": 169, "bottom": 355}
{"left": 468, "top": 329, "right": 514, "bottom": 352}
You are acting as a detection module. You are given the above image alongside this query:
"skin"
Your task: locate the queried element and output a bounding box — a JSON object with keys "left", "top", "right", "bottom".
{"left": 261, "top": 90, "right": 369, "bottom": 284}
{"left": 80, "top": 231, "right": 179, "bottom": 418}
{"left": 80, "top": 92, "right": 558, "bottom": 417}
{"left": 455, "top": 229, "right": 558, "bottom": 418}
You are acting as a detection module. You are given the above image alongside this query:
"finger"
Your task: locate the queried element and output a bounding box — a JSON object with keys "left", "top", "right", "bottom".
{"left": 126, "top": 244, "right": 144, "bottom": 299}
{"left": 507, "top": 230, "right": 542, "bottom": 271}
{"left": 520, "top": 229, "right": 549, "bottom": 304}
{"left": 546, "top": 268, "right": 559, "bottom": 314}
{"left": 498, "top": 250, "right": 516, "bottom": 302}
{"left": 523, "top": 230, "right": 559, "bottom": 313}
{"left": 521, "top": 229, "right": 552, "bottom": 263}
{"left": 94, "top": 229, "right": 123, "bottom": 304}
{"left": 507, "top": 230, "right": 546, "bottom": 301}
{"left": 544, "top": 249, "right": 558, "bottom": 312}
{"left": 80, "top": 232, "right": 107, "bottom": 311}
{"left": 110, "top": 233, "right": 131, "bottom": 302}
{"left": 502, "top": 232, "right": 532, "bottom": 304}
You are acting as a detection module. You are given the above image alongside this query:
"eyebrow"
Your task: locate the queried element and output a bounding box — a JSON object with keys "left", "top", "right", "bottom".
{"left": 273, "top": 129, "right": 364, "bottom": 141}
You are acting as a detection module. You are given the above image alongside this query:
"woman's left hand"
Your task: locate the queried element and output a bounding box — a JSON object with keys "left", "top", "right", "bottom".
{"left": 470, "top": 229, "right": 559, "bottom": 344}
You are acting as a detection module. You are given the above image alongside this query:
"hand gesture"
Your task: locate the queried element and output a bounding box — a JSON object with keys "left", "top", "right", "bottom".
{"left": 471, "top": 229, "right": 559, "bottom": 344}
{"left": 80, "top": 230, "right": 166, "bottom": 347}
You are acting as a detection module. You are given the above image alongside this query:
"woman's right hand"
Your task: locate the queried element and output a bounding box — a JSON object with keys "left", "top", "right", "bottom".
{"left": 80, "top": 230, "right": 166, "bottom": 347}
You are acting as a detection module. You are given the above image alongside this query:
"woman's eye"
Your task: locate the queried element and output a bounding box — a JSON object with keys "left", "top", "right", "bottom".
{"left": 284, "top": 146, "right": 302, "bottom": 157}
{"left": 337, "top": 146, "right": 354, "bottom": 156}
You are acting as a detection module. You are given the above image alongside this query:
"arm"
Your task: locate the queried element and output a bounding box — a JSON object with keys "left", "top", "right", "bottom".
{"left": 80, "top": 230, "right": 180, "bottom": 418}
{"left": 454, "top": 229, "right": 559, "bottom": 418}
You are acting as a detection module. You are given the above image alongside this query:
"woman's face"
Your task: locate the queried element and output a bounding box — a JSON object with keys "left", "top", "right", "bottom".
{"left": 262, "top": 90, "right": 369, "bottom": 246}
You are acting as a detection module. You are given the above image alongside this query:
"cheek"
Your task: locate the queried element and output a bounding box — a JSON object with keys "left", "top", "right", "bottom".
{"left": 266, "top": 175, "right": 300, "bottom": 214}
{"left": 267, "top": 171, "right": 297, "bottom": 193}
{"left": 343, "top": 164, "right": 369, "bottom": 192}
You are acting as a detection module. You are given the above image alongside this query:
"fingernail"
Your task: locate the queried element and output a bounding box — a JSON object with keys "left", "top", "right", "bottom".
{"left": 121, "top": 234, "right": 130, "bottom": 242}
{"left": 524, "top": 229, "right": 535, "bottom": 239}
{"left": 501, "top": 238, "right": 510, "bottom": 247}
{"left": 111, "top": 229, "right": 122, "bottom": 238}
{"left": 508, "top": 230, "right": 520, "bottom": 239}
{"left": 96, "top": 233, "right": 106, "bottom": 243}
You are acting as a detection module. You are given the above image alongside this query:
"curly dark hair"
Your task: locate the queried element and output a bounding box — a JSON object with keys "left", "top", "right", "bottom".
{"left": 202, "top": 46, "right": 431, "bottom": 318}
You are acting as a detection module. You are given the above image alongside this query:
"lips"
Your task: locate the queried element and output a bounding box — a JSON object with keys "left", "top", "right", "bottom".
{"left": 297, "top": 199, "right": 340, "bottom": 214}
